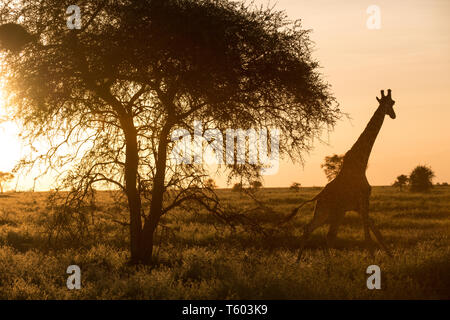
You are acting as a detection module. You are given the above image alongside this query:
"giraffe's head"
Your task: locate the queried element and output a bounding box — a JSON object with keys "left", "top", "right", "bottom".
{"left": 376, "top": 89, "right": 396, "bottom": 119}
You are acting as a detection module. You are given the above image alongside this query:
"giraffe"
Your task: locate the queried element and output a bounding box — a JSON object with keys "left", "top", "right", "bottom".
{"left": 287, "top": 89, "right": 396, "bottom": 261}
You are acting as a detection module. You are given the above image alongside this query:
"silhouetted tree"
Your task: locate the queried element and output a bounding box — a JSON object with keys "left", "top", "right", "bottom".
{"left": 290, "top": 182, "right": 301, "bottom": 192}
{"left": 205, "top": 178, "right": 217, "bottom": 190}
{"left": 393, "top": 174, "right": 408, "bottom": 191}
{"left": 1, "top": 0, "right": 340, "bottom": 264}
{"left": 409, "top": 165, "right": 434, "bottom": 192}
{"left": 442, "top": 182, "right": 449, "bottom": 187}
{"left": 232, "top": 183, "right": 243, "bottom": 192}
{"left": 321, "top": 154, "right": 344, "bottom": 181}
{"left": 0, "top": 172, "right": 14, "bottom": 193}
{"left": 250, "top": 180, "right": 262, "bottom": 190}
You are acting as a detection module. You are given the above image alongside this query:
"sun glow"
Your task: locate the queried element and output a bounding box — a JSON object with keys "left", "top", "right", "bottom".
{"left": 0, "top": 88, "right": 21, "bottom": 174}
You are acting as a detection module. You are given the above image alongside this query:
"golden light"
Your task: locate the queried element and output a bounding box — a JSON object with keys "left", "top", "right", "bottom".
{"left": 0, "top": 87, "right": 21, "bottom": 173}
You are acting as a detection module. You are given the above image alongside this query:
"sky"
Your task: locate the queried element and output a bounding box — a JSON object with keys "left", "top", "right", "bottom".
{"left": 0, "top": 0, "right": 449, "bottom": 190}
{"left": 254, "top": 0, "right": 450, "bottom": 187}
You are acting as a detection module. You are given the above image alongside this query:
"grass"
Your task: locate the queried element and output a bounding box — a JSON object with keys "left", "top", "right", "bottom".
{"left": 0, "top": 186, "right": 449, "bottom": 299}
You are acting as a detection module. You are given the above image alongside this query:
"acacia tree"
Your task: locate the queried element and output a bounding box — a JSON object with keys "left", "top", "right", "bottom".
{"left": 232, "top": 183, "right": 244, "bottom": 192}
{"left": 409, "top": 165, "right": 434, "bottom": 192}
{"left": 250, "top": 180, "right": 262, "bottom": 190}
{"left": 204, "top": 178, "right": 217, "bottom": 190}
{"left": 0, "top": 0, "right": 340, "bottom": 264}
{"left": 0, "top": 172, "right": 14, "bottom": 193}
{"left": 393, "top": 174, "right": 408, "bottom": 191}
{"left": 290, "top": 182, "right": 301, "bottom": 192}
{"left": 321, "top": 154, "right": 344, "bottom": 181}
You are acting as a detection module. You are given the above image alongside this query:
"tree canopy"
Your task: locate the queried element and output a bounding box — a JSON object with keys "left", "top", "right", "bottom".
{"left": 0, "top": 172, "right": 14, "bottom": 193}
{"left": 289, "top": 182, "right": 301, "bottom": 192}
{"left": 321, "top": 154, "right": 344, "bottom": 181}
{"left": 393, "top": 174, "right": 408, "bottom": 191}
{"left": 409, "top": 165, "right": 434, "bottom": 192}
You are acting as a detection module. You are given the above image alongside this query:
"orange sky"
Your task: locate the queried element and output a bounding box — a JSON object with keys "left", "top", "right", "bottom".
{"left": 1, "top": 0, "right": 449, "bottom": 190}
{"left": 257, "top": 0, "right": 450, "bottom": 187}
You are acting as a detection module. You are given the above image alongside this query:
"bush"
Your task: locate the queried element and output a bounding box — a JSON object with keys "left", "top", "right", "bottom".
{"left": 250, "top": 181, "right": 262, "bottom": 190}
{"left": 321, "top": 154, "right": 344, "bottom": 181}
{"left": 393, "top": 174, "right": 408, "bottom": 191}
{"left": 231, "top": 183, "right": 243, "bottom": 192}
{"left": 0, "top": 172, "right": 14, "bottom": 193}
{"left": 409, "top": 165, "right": 435, "bottom": 192}
{"left": 289, "top": 182, "right": 301, "bottom": 192}
{"left": 205, "top": 179, "right": 217, "bottom": 189}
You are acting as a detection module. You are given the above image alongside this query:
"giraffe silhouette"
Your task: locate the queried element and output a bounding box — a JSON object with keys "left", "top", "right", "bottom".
{"left": 287, "top": 89, "right": 396, "bottom": 261}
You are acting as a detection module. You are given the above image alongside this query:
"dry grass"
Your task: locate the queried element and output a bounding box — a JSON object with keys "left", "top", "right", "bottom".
{"left": 0, "top": 186, "right": 449, "bottom": 299}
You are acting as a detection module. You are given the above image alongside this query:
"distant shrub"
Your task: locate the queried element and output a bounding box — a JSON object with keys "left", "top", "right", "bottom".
{"left": 205, "top": 178, "right": 217, "bottom": 189}
{"left": 393, "top": 174, "right": 408, "bottom": 191}
{"left": 289, "top": 182, "right": 301, "bottom": 192}
{"left": 441, "top": 182, "right": 449, "bottom": 187}
{"left": 0, "top": 172, "right": 14, "bottom": 193}
{"left": 231, "top": 183, "right": 243, "bottom": 192}
{"left": 250, "top": 181, "right": 262, "bottom": 190}
{"left": 409, "top": 165, "right": 435, "bottom": 192}
{"left": 321, "top": 154, "right": 344, "bottom": 181}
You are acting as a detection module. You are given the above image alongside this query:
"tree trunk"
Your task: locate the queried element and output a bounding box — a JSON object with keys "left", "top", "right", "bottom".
{"left": 122, "top": 117, "right": 143, "bottom": 264}
{"left": 139, "top": 124, "right": 171, "bottom": 265}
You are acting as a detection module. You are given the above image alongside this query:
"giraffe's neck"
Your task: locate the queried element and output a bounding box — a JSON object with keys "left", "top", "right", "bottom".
{"left": 342, "top": 105, "right": 386, "bottom": 173}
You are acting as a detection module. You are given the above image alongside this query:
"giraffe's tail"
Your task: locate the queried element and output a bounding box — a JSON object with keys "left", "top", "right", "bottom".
{"left": 279, "top": 197, "right": 317, "bottom": 226}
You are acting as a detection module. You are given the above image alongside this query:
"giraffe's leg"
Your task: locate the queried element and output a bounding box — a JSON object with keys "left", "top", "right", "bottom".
{"left": 296, "top": 221, "right": 319, "bottom": 262}
{"left": 296, "top": 201, "right": 328, "bottom": 262}
{"left": 368, "top": 218, "right": 392, "bottom": 257}
{"left": 358, "top": 197, "right": 376, "bottom": 256}
{"left": 326, "top": 211, "right": 345, "bottom": 249}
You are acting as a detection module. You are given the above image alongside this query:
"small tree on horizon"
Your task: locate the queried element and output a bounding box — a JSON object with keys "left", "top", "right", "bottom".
{"left": 409, "top": 165, "right": 435, "bottom": 192}
{"left": 290, "top": 182, "right": 301, "bottom": 192}
{"left": 393, "top": 174, "right": 408, "bottom": 191}
{"left": 0, "top": 172, "right": 14, "bottom": 193}
{"left": 205, "top": 178, "right": 217, "bottom": 190}
{"left": 250, "top": 180, "right": 263, "bottom": 190}
{"left": 321, "top": 154, "right": 344, "bottom": 181}
{"left": 231, "top": 183, "right": 243, "bottom": 192}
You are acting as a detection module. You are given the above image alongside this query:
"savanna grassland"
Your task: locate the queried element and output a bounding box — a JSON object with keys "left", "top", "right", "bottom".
{"left": 0, "top": 186, "right": 449, "bottom": 299}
